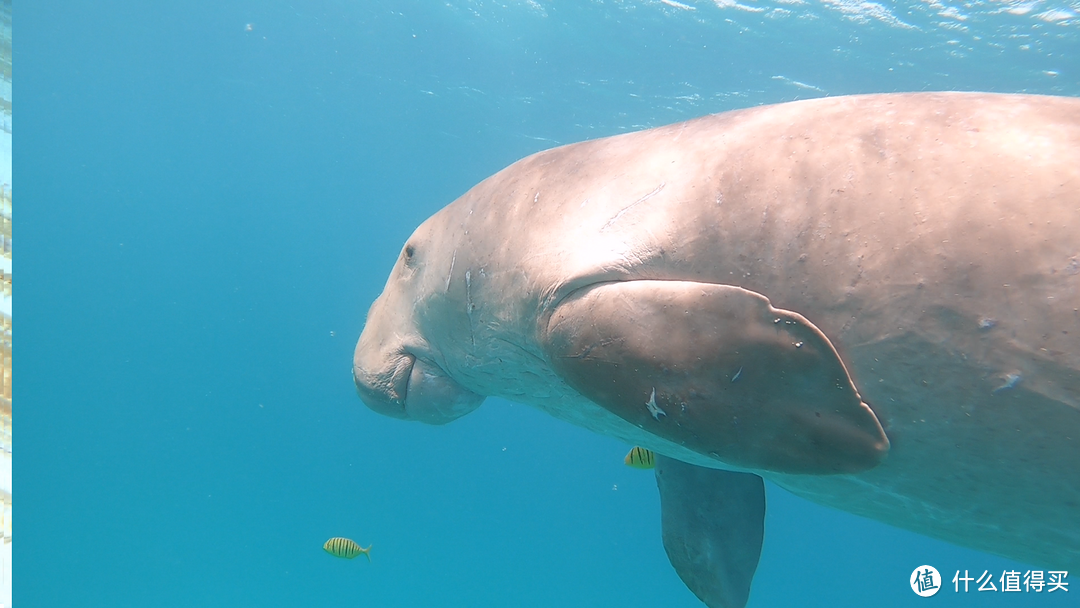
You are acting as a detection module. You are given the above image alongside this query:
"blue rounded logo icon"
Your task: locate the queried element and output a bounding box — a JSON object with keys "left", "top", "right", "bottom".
{"left": 911, "top": 565, "right": 941, "bottom": 597}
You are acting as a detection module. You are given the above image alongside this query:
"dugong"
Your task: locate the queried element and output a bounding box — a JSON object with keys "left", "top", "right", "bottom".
{"left": 353, "top": 92, "right": 1080, "bottom": 607}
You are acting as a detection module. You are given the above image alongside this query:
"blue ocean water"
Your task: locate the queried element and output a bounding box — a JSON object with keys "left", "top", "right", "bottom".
{"left": 20, "top": 1, "right": 1078, "bottom": 606}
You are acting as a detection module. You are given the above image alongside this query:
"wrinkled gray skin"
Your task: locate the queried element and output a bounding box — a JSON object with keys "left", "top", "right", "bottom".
{"left": 354, "top": 93, "right": 1080, "bottom": 605}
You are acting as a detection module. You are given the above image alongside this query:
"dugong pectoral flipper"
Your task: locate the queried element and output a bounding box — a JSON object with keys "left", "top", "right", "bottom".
{"left": 656, "top": 456, "right": 765, "bottom": 608}
{"left": 541, "top": 280, "right": 889, "bottom": 474}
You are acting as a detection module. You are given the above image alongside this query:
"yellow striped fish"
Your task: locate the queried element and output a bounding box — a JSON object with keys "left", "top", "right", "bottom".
{"left": 624, "top": 446, "right": 656, "bottom": 469}
{"left": 323, "top": 537, "right": 372, "bottom": 561}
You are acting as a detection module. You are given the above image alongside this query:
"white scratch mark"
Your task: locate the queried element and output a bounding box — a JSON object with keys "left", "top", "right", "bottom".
{"left": 992, "top": 373, "right": 1022, "bottom": 394}
{"left": 645, "top": 387, "right": 667, "bottom": 420}
{"left": 445, "top": 251, "right": 456, "bottom": 293}
{"left": 465, "top": 269, "right": 475, "bottom": 345}
{"left": 673, "top": 122, "right": 688, "bottom": 142}
{"left": 601, "top": 183, "right": 666, "bottom": 230}
{"left": 731, "top": 366, "right": 743, "bottom": 382}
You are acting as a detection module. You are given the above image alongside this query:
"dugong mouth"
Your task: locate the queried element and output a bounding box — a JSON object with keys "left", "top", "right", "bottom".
{"left": 353, "top": 349, "right": 485, "bottom": 425}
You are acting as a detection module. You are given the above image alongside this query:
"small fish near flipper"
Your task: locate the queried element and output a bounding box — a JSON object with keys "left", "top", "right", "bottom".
{"left": 324, "top": 537, "right": 372, "bottom": 561}
{"left": 655, "top": 455, "right": 765, "bottom": 608}
{"left": 625, "top": 446, "right": 656, "bottom": 469}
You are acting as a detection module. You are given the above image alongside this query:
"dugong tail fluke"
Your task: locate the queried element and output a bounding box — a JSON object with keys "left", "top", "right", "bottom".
{"left": 656, "top": 456, "right": 765, "bottom": 608}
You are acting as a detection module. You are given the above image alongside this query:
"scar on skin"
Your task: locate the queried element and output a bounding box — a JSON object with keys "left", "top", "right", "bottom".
{"left": 601, "top": 183, "right": 666, "bottom": 230}
{"left": 445, "top": 250, "right": 456, "bottom": 293}
{"left": 646, "top": 387, "right": 667, "bottom": 420}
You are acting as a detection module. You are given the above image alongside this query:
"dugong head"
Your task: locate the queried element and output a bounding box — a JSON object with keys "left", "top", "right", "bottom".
{"left": 353, "top": 223, "right": 485, "bottom": 425}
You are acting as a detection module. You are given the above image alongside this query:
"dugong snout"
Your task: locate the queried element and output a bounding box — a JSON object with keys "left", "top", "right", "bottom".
{"left": 353, "top": 298, "right": 484, "bottom": 425}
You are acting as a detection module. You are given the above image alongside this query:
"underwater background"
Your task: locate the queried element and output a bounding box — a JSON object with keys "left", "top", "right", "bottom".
{"left": 20, "top": 1, "right": 1079, "bottom": 606}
